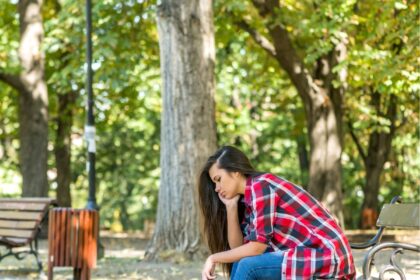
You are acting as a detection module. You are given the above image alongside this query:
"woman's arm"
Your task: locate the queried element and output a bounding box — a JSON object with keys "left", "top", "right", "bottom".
{"left": 201, "top": 241, "right": 267, "bottom": 279}
{"left": 226, "top": 203, "right": 243, "bottom": 249}
{"left": 212, "top": 241, "right": 267, "bottom": 263}
{"left": 218, "top": 194, "right": 243, "bottom": 249}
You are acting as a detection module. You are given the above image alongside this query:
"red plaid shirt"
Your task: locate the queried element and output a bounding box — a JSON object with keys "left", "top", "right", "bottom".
{"left": 241, "top": 173, "right": 356, "bottom": 280}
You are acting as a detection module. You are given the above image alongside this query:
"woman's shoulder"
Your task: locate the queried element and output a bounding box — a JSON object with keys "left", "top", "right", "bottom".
{"left": 253, "top": 172, "right": 282, "bottom": 183}
{"left": 253, "top": 173, "right": 303, "bottom": 193}
{"left": 249, "top": 173, "right": 285, "bottom": 191}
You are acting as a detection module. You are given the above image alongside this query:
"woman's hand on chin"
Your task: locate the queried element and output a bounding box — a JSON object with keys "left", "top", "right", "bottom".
{"left": 218, "top": 193, "right": 240, "bottom": 209}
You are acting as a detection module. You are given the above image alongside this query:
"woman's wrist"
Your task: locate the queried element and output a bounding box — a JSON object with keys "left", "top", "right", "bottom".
{"left": 208, "top": 254, "right": 216, "bottom": 263}
{"left": 226, "top": 203, "right": 238, "bottom": 211}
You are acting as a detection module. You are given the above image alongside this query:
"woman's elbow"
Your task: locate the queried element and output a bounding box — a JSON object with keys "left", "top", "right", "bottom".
{"left": 250, "top": 241, "right": 268, "bottom": 255}
{"left": 229, "top": 240, "right": 243, "bottom": 249}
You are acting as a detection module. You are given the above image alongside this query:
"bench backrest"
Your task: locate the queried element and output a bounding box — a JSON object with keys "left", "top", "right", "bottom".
{"left": 0, "top": 198, "right": 56, "bottom": 246}
{"left": 377, "top": 203, "right": 420, "bottom": 228}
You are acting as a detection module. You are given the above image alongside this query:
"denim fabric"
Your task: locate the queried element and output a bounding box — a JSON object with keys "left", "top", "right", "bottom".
{"left": 231, "top": 251, "right": 284, "bottom": 280}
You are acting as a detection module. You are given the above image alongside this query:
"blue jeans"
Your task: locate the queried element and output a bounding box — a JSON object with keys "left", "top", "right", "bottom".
{"left": 231, "top": 251, "right": 284, "bottom": 280}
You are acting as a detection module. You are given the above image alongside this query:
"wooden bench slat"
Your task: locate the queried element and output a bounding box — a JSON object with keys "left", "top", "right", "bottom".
{"left": 0, "top": 228, "right": 34, "bottom": 239}
{"left": 0, "top": 237, "right": 29, "bottom": 246}
{"left": 0, "top": 198, "right": 56, "bottom": 204}
{"left": 0, "top": 220, "right": 37, "bottom": 229}
{"left": 377, "top": 203, "right": 420, "bottom": 228}
{"left": 0, "top": 202, "right": 47, "bottom": 211}
{"left": 0, "top": 210, "right": 43, "bottom": 221}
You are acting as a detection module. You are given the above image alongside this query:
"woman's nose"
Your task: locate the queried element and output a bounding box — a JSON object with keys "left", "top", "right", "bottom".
{"left": 215, "top": 184, "right": 220, "bottom": 192}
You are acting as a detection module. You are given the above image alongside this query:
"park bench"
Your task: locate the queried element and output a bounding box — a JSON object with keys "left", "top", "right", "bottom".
{"left": 0, "top": 197, "right": 57, "bottom": 271}
{"left": 350, "top": 196, "right": 420, "bottom": 280}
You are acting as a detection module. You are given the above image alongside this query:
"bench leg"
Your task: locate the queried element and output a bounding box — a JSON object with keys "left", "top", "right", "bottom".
{"left": 30, "top": 239, "right": 43, "bottom": 272}
{"left": 83, "top": 266, "right": 91, "bottom": 280}
{"left": 0, "top": 247, "right": 15, "bottom": 262}
{"left": 0, "top": 243, "right": 42, "bottom": 272}
{"left": 363, "top": 242, "right": 420, "bottom": 280}
{"left": 74, "top": 267, "right": 82, "bottom": 280}
{"left": 48, "top": 264, "right": 53, "bottom": 280}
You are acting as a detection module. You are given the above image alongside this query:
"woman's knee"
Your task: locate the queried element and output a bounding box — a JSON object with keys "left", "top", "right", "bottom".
{"left": 231, "top": 257, "right": 256, "bottom": 279}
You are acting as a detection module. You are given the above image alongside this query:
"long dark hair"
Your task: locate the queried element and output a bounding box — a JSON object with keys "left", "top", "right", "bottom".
{"left": 198, "top": 146, "right": 262, "bottom": 276}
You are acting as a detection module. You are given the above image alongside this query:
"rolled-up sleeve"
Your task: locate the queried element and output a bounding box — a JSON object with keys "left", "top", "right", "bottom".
{"left": 245, "top": 180, "right": 278, "bottom": 244}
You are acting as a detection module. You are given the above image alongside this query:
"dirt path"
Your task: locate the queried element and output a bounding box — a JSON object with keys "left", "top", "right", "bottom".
{"left": 0, "top": 234, "right": 419, "bottom": 279}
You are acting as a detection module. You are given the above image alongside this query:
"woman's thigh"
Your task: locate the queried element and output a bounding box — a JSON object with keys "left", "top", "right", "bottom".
{"left": 231, "top": 251, "right": 284, "bottom": 280}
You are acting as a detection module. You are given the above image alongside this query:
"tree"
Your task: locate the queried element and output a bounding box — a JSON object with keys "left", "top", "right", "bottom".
{"left": 146, "top": 0, "right": 217, "bottom": 259}
{"left": 344, "top": 0, "right": 417, "bottom": 227}
{"left": 44, "top": 0, "right": 82, "bottom": 207}
{"left": 221, "top": 0, "right": 355, "bottom": 223}
{"left": 0, "top": 0, "right": 49, "bottom": 197}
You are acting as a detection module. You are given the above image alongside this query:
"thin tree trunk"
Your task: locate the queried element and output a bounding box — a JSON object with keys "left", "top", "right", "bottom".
{"left": 54, "top": 92, "right": 77, "bottom": 207}
{"left": 0, "top": 115, "right": 8, "bottom": 159}
{"left": 145, "top": 0, "right": 217, "bottom": 259}
{"left": 347, "top": 92, "right": 397, "bottom": 228}
{"left": 119, "top": 182, "right": 134, "bottom": 231}
{"left": 18, "top": 0, "right": 49, "bottom": 197}
{"left": 360, "top": 93, "right": 396, "bottom": 228}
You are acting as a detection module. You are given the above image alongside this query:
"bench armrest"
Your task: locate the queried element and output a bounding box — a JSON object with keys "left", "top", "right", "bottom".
{"left": 350, "top": 196, "right": 401, "bottom": 250}
{"left": 350, "top": 226, "right": 384, "bottom": 249}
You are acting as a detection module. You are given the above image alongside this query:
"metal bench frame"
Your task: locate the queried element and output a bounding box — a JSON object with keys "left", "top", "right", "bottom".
{"left": 350, "top": 196, "right": 420, "bottom": 280}
{"left": 0, "top": 222, "right": 43, "bottom": 270}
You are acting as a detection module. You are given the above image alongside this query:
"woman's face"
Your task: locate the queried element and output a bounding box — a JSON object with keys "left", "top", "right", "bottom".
{"left": 208, "top": 163, "right": 244, "bottom": 199}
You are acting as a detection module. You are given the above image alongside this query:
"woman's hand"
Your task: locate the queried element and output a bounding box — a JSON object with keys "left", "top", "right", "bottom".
{"left": 218, "top": 193, "right": 240, "bottom": 209}
{"left": 201, "top": 255, "right": 216, "bottom": 279}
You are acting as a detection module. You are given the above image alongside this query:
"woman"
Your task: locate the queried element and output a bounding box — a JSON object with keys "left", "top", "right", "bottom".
{"left": 198, "top": 146, "right": 355, "bottom": 280}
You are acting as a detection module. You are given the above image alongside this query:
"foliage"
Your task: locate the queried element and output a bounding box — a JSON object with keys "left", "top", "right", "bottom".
{"left": 343, "top": 0, "right": 419, "bottom": 213}
{"left": 0, "top": 0, "right": 21, "bottom": 196}
{"left": 215, "top": 2, "right": 310, "bottom": 185}
{"left": 0, "top": 0, "right": 418, "bottom": 230}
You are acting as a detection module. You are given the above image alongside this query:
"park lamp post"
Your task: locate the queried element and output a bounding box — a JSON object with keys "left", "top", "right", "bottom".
{"left": 85, "top": 0, "right": 97, "bottom": 211}
{"left": 85, "top": 0, "right": 104, "bottom": 259}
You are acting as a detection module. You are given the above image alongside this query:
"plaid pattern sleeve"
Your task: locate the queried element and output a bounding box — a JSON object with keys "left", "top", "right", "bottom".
{"left": 245, "top": 179, "right": 278, "bottom": 244}
{"left": 242, "top": 173, "right": 356, "bottom": 280}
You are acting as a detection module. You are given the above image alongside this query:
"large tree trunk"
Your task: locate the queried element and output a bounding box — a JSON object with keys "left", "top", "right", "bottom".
{"left": 307, "top": 42, "right": 347, "bottom": 225}
{"left": 18, "top": 0, "right": 49, "bottom": 197}
{"left": 16, "top": 0, "right": 49, "bottom": 197}
{"left": 54, "top": 92, "right": 77, "bottom": 207}
{"left": 296, "top": 135, "right": 309, "bottom": 188}
{"left": 145, "top": 0, "right": 217, "bottom": 259}
{"left": 238, "top": 0, "right": 347, "bottom": 223}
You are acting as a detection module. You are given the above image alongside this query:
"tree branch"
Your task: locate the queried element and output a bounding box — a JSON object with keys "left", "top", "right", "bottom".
{"left": 250, "top": 0, "right": 314, "bottom": 105}
{"left": 347, "top": 121, "right": 367, "bottom": 162}
{"left": 0, "top": 72, "right": 24, "bottom": 92}
{"left": 234, "top": 19, "right": 277, "bottom": 58}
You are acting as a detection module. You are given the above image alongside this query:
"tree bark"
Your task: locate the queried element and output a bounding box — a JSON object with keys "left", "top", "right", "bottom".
{"left": 296, "top": 135, "right": 309, "bottom": 188}
{"left": 4, "top": 0, "right": 49, "bottom": 197}
{"left": 54, "top": 92, "right": 77, "bottom": 207}
{"left": 145, "top": 0, "right": 217, "bottom": 259}
{"left": 239, "top": 0, "right": 347, "bottom": 223}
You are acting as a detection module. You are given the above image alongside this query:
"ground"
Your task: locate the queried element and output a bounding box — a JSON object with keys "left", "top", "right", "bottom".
{"left": 0, "top": 231, "right": 419, "bottom": 279}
